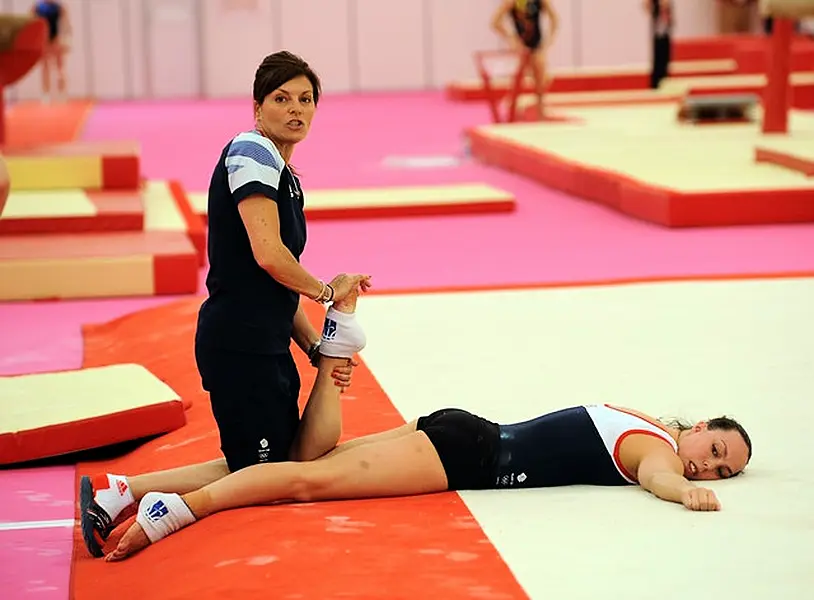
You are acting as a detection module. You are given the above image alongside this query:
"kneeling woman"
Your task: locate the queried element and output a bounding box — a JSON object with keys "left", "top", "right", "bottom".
{"left": 88, "top": 303, "right": 752, "bottom": 562}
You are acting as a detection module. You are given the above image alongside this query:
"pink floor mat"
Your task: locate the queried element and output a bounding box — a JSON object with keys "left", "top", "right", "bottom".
{"left": 0, "top": 467, "right": 76, "bottom": 523}
{"left": 0, "top": 527, "right": 72, "bottom": 600}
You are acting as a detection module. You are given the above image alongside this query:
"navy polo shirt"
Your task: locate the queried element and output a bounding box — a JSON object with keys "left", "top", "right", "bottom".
{"left": 196, "top": 131, "right": 307, "bottom": 355}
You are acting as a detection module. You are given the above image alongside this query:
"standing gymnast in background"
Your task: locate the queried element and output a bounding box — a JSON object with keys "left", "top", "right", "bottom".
{"left": 32, "top": 0, "right": 71, "bottom": 103}
{"left": 491, "top": 0, "right": 559, "bottom": 120}
{"left": 643, "top": 0, "right": 674, "bottom": 89}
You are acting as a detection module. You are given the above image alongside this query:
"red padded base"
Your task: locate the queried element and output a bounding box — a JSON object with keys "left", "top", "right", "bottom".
{"left": 755, "top": 146, "right": 814, "bottom": 176}
{"left": 0, "top": 190, "right": 144, "bottom": 235}
{"left": 467, "top": 127, "right": 814, "bottom": 228}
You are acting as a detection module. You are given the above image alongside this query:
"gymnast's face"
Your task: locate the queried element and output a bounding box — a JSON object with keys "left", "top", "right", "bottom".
{"left": 255, "top": 75, "right": 316, "bottom": 146}
{"left": 677, "top": 422, "right": 750, "bottom": 481}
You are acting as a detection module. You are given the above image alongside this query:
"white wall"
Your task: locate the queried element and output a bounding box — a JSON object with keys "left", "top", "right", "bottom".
{"left": 11, "top": 0, "right": 719, "bottom": 102}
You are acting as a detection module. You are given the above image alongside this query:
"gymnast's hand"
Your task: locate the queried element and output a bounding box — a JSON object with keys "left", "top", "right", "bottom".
{"left": 681, "top": 487, "right": 721, "bottom": 512}
{"left": 332, "top": 358, "right": 359, "bottom": 393}
{"left": 329, "top": 273, "right": 372, "bottom": 303}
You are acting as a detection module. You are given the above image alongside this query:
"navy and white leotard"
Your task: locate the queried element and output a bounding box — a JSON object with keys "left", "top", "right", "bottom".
{"left": 510, "top": 0, "right": 544, "bottom": 50}
{"left": 493, "top": 404, "right": 678, "bottom": 488}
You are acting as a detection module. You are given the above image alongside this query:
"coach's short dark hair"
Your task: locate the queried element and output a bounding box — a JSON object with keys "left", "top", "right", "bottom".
{"left": 253, "top": 51, "right": 322, "bottom": 106}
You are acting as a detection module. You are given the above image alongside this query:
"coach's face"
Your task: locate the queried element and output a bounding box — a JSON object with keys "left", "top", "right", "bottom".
{"left": 254, "top": 75, "right": 316, "bottom": 146}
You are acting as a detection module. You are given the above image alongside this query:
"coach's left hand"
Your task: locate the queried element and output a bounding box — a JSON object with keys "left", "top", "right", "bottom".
{"left": 332, "top": 359, "right": 359, "bottom": 392}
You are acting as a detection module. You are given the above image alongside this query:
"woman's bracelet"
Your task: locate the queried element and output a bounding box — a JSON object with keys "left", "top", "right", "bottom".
{"left": 314, "top": 280, "right": 335, "bottom": 304}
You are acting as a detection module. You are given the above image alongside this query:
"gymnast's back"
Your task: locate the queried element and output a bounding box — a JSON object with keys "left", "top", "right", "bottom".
{"left": 493, "top": 404, "right": 677, "bottom": 488}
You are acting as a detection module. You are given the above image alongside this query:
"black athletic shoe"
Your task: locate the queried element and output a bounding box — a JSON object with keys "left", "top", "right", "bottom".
{"left": 79, "top": 476, "right": 114, "bottom": 558}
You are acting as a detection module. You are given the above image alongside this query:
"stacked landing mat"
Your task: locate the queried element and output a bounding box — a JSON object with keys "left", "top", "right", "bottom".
{"left": 0, "top": 309, "right": 192, "bottom": 494}
{"left": 0, "top": 364, "right": 187, "bottom": 466}
{"left": 0, "top": 140, "right": 205, "bottom": 301}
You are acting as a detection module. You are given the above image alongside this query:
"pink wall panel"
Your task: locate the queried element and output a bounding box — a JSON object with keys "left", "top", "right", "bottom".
{"left": 354, "top": 0, "right": 428, "bottom": 91}
{"left": 279, "top": 0, "right": 354, "bottom": 94}
{"left": 674, "top": 0, "right": 719, "bottom": 38}
{"left": 201, "top": 0, "right": 277, "bottom": 98}
{"left": 124, "top": 0, "right": 148, "bottom": 100}
{"left": 577, "top": 0, "right": 649, "bottom": 68}
{"left": 143, "top": 0, "right": 201, "bottom": 98}
{"left": 543, "top": 0, "right": 578, "bottom": 70}
{"left": 8, "top": 0, "right": 733, "bottom": 101}
{"left": 85, "top": 0, "right": 129, "bottom": 99}
{"left": 428, "top": 0, "right": 503, "bottom": 87}
{"left": 53, "top": 0, "right": 90, "bottom": 99}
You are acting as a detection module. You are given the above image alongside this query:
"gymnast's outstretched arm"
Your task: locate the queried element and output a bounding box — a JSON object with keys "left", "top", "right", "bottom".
{"left": 636, "top": 445, "right": 721, "bottom": 512}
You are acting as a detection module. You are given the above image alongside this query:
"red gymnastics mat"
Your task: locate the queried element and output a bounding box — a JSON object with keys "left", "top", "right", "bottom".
{"left": 69, "top": 298, "right": 528, "bottom": 600}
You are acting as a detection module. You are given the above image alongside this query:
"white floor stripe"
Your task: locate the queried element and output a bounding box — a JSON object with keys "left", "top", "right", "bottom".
{"left": 0, "top": 519, "right": 74, "bottom": 532}
{"left": 381, "top": 155, "right": 462, "bottom": 169}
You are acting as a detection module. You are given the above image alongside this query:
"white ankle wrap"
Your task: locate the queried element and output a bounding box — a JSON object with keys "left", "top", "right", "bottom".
{"left": 319, "top": 307, "right": 367, "bottom": 358}
{"left": 136, "top": 492, "right": 197, "bottom": 544}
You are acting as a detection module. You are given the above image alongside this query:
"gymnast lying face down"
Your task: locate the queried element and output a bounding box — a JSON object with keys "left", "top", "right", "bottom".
{"left": 79, "top": 288, "right": 752, "bottom": 562}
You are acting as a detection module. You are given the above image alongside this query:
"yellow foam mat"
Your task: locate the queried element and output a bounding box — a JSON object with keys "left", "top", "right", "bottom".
{"left": 1, "top": 364, "right": 179, "bottom": 431}
{"left": 0, "top": 364, "right": 185, "bottom": 465}
{"left": 551, "top": 59, "right": 736, "bottom": 77}
{"left": 516, "top": 88, "right": 676, "bottom": 109}
{"left": 513, "top": 71, "right": 814, "bottom": 110}
{"left": 477, "top": 104, "right": 814, "bottom": 192}
{"left": 142, "top": 180, "right": 187, "bottom": 232}
{"left": 660, "top": 71, "right": 814, "bottom": 94}
{"left": 756, "top": 136, "right": 814, "bottom": 160}
{"left": 0, "top": 178, "right": 200, "bottom": 301}
{"left": 6, "top": 156, "right": 102, "bottom": 191}
{"left": 189, "top": 190, "right": 207, "bottom": 215}
{"left": 669, "top": 59, "right": 738, "bottom": 74}
{"left": 0, "top": 254, "right": 155, "bottom": 301}
{"left": 305, "top": 184, "right": 513, "bottom": 208}
{"left": 189, "top": 183, "right": 514, "bottom": 215}
{"left": 1, "top": 190, "right": 97, "bottom": 218}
